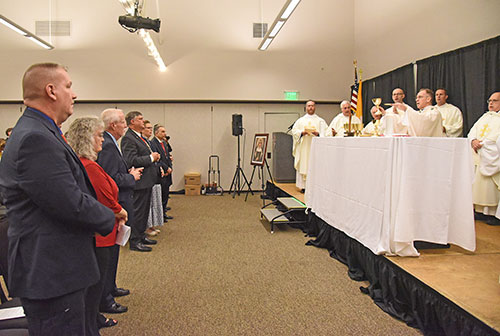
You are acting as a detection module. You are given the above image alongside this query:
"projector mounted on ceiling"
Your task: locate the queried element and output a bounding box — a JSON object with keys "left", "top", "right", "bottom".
{"left": 119, "top": 14, "right": 160, "bottom": 33}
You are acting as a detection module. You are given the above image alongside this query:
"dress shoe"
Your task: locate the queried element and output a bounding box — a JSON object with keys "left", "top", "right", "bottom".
{"left": 142, "top": 237, "right": 157, "bottom": 245}
{"left": 112, "top": 288, "right": 130, "bottom": 297}
{"left": 130, "top": 242, "right": 152, "bottom": 252}
{"left": 100, "top": 302, "right": 128, "bottom": 314}
{"left": 166, "top": 207, "right": 171, "bottom": 211}
{"left": 98, "top": 318, "right": 118, "bottom": 329}
{"left": 486, "top": 216, "right": 500, "bottom": 226}
{"left": 165, "top": 215, "right": 174, "bottom": 220}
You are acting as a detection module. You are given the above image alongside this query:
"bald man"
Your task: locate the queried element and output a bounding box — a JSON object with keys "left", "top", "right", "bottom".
{"left": 468, "top": 92, "right": 500, "bottom": 225}
{"left": 384, "top": 88, "right": 416, "bottom": 134}
{"left": 325, "top": 100, "right": 362, "bottom": 137}
{"left": 0, "top": 63, "right": 114, "bottom": 335}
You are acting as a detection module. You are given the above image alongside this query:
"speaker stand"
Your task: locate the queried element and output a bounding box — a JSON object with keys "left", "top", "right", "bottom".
{"left": 229, "top": 134, "right": 253, "bottom": 198}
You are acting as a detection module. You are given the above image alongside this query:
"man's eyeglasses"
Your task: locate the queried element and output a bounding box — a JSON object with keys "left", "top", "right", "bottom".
{"left": 487, "top": 99, "right": 499, "bottom": 104}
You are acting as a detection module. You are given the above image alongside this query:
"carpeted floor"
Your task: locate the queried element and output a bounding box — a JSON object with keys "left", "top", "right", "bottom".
{"left": 102, "top": 194, "right": 421, "bottom": 336}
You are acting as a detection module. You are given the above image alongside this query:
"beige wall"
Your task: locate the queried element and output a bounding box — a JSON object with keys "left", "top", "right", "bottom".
{"left": 354, "top": 0, "right": 500, "bottom": 79}
{"left": 0, "top": 103, "right": 338, "bottom": 191}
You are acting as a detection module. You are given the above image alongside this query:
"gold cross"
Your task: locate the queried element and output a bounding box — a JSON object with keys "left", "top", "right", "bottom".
{"left": 479, "top": 124, "right": 490, "bottom": 138}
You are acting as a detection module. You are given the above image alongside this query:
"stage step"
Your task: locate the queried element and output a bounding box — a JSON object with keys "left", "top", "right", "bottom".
{"left": 260, "top": 208, "right": 290, "bottom": 224}
{"left": 277, "top": 197, "right": 306, "bottom": 210}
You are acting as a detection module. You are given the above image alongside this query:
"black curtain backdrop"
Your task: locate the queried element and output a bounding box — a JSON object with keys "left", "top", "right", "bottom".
{"left": 417, "top": 35, "right": 500, "bottom": 135}
{"left": 361, "top": 64, "right": 416, "bottom": 124}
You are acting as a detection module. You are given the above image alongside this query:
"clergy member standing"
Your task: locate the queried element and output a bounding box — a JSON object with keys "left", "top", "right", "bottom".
{"left": 435, "top": 88, "right": 464, "bottom": 137}
{"left": 291, "top": 100, "right": 328, "bottom": 191}
{"left": 468, "top": 92, "right": 500, "bottom": 225}
{"left": 325, "top": 100, "right": 362, "bottom": 137}
{"left": 406, "top": 88, "right": 444, "bottom": 137}
{"left": 384, "top": 88, "right": 416, "bottom": 134}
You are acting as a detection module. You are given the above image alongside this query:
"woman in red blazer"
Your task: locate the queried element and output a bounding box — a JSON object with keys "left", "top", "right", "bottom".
{"left": 67, "top": 116, "right": 128, "bottom": 335}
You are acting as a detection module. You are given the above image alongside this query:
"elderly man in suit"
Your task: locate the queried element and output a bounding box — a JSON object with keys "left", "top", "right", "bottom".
{"left": 151, "top": 124, "right": 173, "bottom": 221}
{"left": 121, "top": 111, "right": 161, "bottom": 251}
{"left": 0, "top": 63, "right": 115, "bottom": 335}
{"left": 97, "top": 108, "right": 143, "bottom": 315}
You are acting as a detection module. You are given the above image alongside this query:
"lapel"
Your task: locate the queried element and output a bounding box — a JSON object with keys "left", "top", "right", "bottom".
{"left": 127, "top": 128, "right": 151, "bottom": 152}
{"left": 105, "top": 132, "right": 128, "bottom": 170}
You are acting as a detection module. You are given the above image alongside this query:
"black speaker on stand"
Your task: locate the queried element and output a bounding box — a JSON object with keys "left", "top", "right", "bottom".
{"left": 229, "top": 114, "right": 253, "bottom": 198}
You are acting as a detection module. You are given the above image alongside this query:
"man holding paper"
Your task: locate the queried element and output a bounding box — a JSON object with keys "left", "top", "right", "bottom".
{"left": 291, "top": 100, "right": 328, "bottom": 190}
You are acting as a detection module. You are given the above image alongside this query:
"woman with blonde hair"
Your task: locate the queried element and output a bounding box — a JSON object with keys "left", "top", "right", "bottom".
{"left": 66, "top": 116, "right": 127, "bottom": 334}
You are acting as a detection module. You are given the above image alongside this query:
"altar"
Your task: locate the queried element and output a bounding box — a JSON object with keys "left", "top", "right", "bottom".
{"left": 305, "top": 137, "right": 476, "bottom": 257}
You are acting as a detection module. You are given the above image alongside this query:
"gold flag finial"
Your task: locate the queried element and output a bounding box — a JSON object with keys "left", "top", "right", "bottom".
{"left": 353, "top": 60, "right": 357, "bottom": 68}
{"left": 359, "top": 68, "right": 363, "bottom": 81}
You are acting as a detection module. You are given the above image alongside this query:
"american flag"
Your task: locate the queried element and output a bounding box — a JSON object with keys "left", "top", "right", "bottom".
{"left": 350, "top": 61, "right": 363, "bottom": 121}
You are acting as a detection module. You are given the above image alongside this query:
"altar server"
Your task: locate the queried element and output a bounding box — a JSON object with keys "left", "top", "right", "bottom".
{"left": 435, "top": 88, "right": 464, "bottom": 137}
{"left": 291, "top": 100, "right": 328, "bottom": 190}
{"left": 325, "top": 100, "right": 362, "bottom": 137}
{"left": 468, "top": 92, "right": 500, "bottom": 225}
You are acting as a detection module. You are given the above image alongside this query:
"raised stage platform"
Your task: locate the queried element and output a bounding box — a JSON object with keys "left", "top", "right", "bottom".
{"left": 269, "top": 182, "right": 500, "bottom": 335}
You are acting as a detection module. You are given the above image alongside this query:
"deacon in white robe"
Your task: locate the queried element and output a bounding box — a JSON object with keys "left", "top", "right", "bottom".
{"left": 468, "top": 92, "right": 500, "bottom": 221}
{"left": 325, "top": 100, "right": 362, "bottom": 137}
{"left": 362, "top": 106, "right": 385, "bottom": 135}
{"left": 291, "top": 100, "right": 328, "bottom": 189}
{"left": 435, "top": 88, "right": 464, "bottom": 137}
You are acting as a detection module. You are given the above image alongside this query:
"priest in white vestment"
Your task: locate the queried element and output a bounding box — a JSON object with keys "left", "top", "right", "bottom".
{"left": 383, "top": 88, "right": 416, "bottom": 134}
{"left": 435, "top": 88, "right": 464, "bottom": 137}
{"left": 291, "top": 100, "right": 328, "bottom": 190}
{"left": 325, "top": 100, "right": 362, "bottom": 137}
{"left": 468, "top": 92, "right": 500, "bottom": 225}
{"left": 362, "top": 106, "right": 385, "bottom": 135}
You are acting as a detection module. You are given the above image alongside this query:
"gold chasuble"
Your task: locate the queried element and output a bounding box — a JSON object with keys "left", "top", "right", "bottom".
{"left": 291, "top": 114, "right": 328, "bottom": 189}
{"left": 467, "top": 111, "right": 500, "bottom": 214}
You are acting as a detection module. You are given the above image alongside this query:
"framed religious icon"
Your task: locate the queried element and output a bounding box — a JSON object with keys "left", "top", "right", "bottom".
{"left": 251, "top": 133, "right": 269, "bottom": 166}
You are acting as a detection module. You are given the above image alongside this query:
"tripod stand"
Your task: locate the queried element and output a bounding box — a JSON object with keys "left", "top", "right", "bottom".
{"left": 229, "top": 134, "right": 253, "bottom": 198}
{"left": 245, "top": 159, "right": 273, "bottom": 204}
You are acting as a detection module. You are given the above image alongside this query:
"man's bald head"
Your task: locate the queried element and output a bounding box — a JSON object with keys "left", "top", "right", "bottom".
{"left": 22, "top": 63, "right": 67, "bottom": 101}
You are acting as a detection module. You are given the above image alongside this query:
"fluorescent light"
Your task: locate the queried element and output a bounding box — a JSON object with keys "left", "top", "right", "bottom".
{"left": 0, "top": 14, "right": 54, "bottom": 50}
{"left": 260, "top": 38, "right": 273, "bottom": 51}
{"left": 27, "top": 36, "right": 53, "bottom": 50}
{"left": 269, "top": 21, "right": 285, "bottom": 38}
{"left": 258, "top": 0, "right": 301, "bottom": 51}
{"left": 138, "top": 29, "right": 167, "bottom": 71}
{"left": 281, "top": 0, "right": 301, "bottom": 19}
{"left": 0, "top": 17, "right": 27, "bottom": 35}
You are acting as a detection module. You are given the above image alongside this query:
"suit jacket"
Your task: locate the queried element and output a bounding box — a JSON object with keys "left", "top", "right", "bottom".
{"left": 150, "top": 137, "right": 173, "bottom": 187}
{"left": 0, "top": 107, "right": 115, "bottom": 300}
{"left": 97, "top": 132, "right": 135, "bottom": 213}
{"left": 120, "top": 129, "right": 159, "bottom": 190}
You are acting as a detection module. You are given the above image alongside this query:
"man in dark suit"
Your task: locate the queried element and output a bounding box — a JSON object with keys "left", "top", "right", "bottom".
{"left": 151, "top": 124, "right": 173, "bottom": 221}
{"left": 0, "top": 63, "right": 115, "bottom": 335}
{"left": 97, "top": 108, "right": 143, "bottom": 314}
{"left": 121, "top": 111, "right": 160, "bottom": 251}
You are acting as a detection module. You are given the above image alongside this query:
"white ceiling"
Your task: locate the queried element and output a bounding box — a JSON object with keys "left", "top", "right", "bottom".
{"left": 0, "top": 0, "right": 352, "bottom": 59}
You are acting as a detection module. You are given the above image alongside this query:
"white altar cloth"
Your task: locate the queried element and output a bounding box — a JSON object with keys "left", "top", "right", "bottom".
{"left": 305, "top": 137, "right": 476, "bottom": 256}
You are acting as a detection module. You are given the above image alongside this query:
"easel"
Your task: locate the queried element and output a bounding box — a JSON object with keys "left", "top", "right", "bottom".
{"left": 245, "top": 159, "right": 273, "bottom": 205}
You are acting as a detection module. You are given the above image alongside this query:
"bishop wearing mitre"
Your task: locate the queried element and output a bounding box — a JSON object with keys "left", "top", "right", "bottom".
{"left": 291, "top": 100, "right": 328, "bottom": 190}
{"left": 468, "top": 92, "right": 500, "bottom": 225}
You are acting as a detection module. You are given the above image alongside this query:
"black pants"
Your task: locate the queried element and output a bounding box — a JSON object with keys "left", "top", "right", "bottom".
{"left": 160, "top": 179, "right": 170, "bottom": 214}
{"left": 99, "top": 244, "right": 120, "bottom": 309}
{"left": 130, "top": 187, "right": 152, "bottom": 244}
{"left": 21, "top": 288, "right": 87, "bottom": 336}
{"left": 86, "top": 246, "right": 111, "bottom": 336}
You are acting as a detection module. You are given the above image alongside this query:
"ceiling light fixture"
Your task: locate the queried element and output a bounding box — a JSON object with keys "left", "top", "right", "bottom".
{"left": 258, "top": 0, "right": 301, "bottom": 51}
{"left": 119, "top": 0, "right": 166, "bottom": 72}
{"left": 0, "top": 14, "right": 54, "bottom": 50}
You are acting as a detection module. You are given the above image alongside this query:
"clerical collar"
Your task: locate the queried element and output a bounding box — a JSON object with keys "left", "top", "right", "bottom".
{"left": 27, "top": 107, "right": 62, "bottom": 135}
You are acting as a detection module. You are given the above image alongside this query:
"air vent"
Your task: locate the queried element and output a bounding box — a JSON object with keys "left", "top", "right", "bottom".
{"left": 253, "top": 23, "right": 267, "bottom": 38}
{"left": 35, "top": 21, "right": 71, "bottom": 36}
